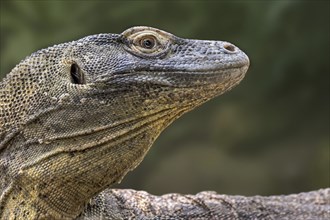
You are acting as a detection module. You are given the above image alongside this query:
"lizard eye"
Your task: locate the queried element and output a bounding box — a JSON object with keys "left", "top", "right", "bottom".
{"left": 132, "top": 34, "right": 159, "bottom": 53}
{"left": 140, "top": 36, "right": 156, "bottom": 49}
{"left": 121, "top": 28, "right": 171, "bottom": 58}
{"left": 70, "top": 63, "right": 85, "bottom": 84}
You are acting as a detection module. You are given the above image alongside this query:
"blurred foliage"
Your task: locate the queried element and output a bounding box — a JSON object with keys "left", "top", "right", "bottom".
{"left": 0, "top": 1, "right": 329, "bottom": 196}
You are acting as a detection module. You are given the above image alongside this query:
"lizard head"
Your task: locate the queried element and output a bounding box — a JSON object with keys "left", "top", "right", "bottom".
{"left": 0, "top": 27, "right": 249, "bottom": 218}
{"left": 71, "top": 26, "right": 249, "bottom": 109}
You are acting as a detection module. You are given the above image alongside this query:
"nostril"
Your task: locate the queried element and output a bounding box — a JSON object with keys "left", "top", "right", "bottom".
{"left": 223, "top": 43, "right": 236, "bottom": 53}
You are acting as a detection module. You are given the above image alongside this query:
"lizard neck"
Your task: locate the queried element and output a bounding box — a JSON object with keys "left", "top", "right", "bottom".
{"left": 0, "top": 106, "right": 186, "bottom": 218}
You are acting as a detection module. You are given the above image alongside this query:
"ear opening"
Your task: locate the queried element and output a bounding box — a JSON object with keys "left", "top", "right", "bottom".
{"left": 70, "top": 63, "right": 85, "bottom": 84}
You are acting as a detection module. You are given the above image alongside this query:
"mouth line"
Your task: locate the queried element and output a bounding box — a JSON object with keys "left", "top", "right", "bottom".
{"left": 133, "top": 62, "right": 249, "bottom": 78}
{"left": 118, "top": 62, "right": 248, "bottom": 75}
{"left": 127, "top": 66, "right": 246, "bottom": 88}
{"left": 165, "top": 65, "right": 247, "bottom": 75}
{"left": 159, "top": 61, "right": 246, "bottom": 73}
{"left": 95, "top": 62, "right": 249, "bottom": 86}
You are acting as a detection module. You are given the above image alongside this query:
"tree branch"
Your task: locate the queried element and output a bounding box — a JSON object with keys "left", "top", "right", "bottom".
{"left": 78, "top": 188, "right": 330, "bottom": 219}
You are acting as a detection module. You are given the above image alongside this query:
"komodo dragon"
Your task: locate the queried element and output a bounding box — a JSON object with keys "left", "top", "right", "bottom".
{"left": 0, "top": 26, "right": 329, "bottom": 219}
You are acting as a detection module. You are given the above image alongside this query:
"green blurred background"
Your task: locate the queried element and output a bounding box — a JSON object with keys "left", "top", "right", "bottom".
{"left": 0, "top": 1, "right": 329, "bottom": 196}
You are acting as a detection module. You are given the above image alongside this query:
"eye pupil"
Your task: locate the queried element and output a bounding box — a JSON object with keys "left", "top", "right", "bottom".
{"left": 70, "top": 63, "right": 85, "bottom": 84}
{"left": 142, "top": 38, "right": 155, "bottom": 49}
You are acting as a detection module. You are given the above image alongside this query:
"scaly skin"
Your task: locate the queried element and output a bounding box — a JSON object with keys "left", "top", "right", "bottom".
{"left": 0, "top": 26, "right": 249, "bottom": 219}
